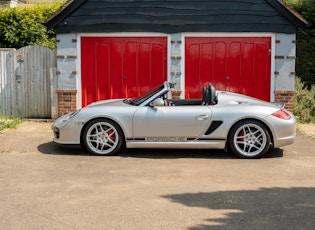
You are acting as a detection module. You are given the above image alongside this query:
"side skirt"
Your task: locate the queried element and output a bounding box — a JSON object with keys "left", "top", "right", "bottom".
{"left": 126, "top": 139, "right": 226, "bottom": 149}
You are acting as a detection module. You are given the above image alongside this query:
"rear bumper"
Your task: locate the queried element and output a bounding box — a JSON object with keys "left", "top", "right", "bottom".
{"left": 266, "top": 114, "right": 296, "bottom": 148}
{"left": 273, "top": 134, "right": 296, "bottom": 148}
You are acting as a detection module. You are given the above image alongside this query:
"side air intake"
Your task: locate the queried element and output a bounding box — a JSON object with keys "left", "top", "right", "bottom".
{"left": 205, "top": 121, "right": 223, "bottom": 135}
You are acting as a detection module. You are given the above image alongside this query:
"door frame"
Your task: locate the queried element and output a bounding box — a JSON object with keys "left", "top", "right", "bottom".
{"left": 77, "top": 33, "right": 171, "bottom": 108}
{"left": 182, "top": 33, "right": 276, "bottom": 101}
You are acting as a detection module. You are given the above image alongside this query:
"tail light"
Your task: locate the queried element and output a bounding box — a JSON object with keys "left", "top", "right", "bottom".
{"left": 272, "top": 110, "right": 291, "bottom": 120}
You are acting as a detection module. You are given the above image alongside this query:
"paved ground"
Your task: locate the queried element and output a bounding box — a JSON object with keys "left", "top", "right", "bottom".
{"left": 0, "top": 121, "right": 314, "bottom": 230}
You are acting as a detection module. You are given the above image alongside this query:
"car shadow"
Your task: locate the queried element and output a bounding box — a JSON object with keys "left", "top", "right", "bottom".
{"left": 119, "top": 148, "right": 234, "bottom": 159}
{"left": 119, "top": 147, "right": 283, "bottom": 159}
{"left": 38, "top": 142, "right": 283, "bottom": 159}
{"left": 38, "top": 141, "right": 86, "bottom": 156}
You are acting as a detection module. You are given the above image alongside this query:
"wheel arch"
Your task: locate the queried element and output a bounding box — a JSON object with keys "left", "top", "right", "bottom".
{"left": 80, "top": 117, "right": 126, "bottom": 148}
{"left": 227, "top": 118, "right": 274, "bottom": 148}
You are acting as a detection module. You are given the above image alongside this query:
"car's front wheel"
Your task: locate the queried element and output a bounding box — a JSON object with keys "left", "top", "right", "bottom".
{"left": 228, "top": 120, "right": 271, "bottom": 159}
{"left": 82, "top": 118, "right": 123, "bottom": 155}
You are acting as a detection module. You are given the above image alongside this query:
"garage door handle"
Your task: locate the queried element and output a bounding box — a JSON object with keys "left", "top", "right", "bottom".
{"left": 195, "top": 115, "right": 209, "bottom": 120}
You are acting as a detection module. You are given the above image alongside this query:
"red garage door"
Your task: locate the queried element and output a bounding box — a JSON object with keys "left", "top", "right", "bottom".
{"left": 185, "top": 37, "right": 271, "bottom": 101}
{"left": 81, "top": 37, "right": 167, "bottom": 106}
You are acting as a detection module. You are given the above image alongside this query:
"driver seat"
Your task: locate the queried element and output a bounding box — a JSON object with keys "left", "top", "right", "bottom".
{"left": 202, "top": 86, "right": 211, "bottom": 105}
{"left": 208, "top": 83, "right": 218, "bottom": 105}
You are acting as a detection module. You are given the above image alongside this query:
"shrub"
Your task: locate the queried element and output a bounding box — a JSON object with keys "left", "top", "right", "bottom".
{"left": 0, "top": 1, "right": 65, "bottom": 49}
{"left": 294, "top": 77, "right": 315, "bottom": 123}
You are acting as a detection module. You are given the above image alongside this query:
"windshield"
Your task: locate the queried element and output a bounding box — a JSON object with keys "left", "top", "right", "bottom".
{"left": 129, "top": 83, "right": 165, "bottom": 106}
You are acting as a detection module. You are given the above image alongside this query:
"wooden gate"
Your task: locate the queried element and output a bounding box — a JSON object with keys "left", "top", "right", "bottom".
{"left": 0, "top": 46, "right": 57, "bottom": 118}
{"left": 0, "top": 49, "right": 15, "bottom": 116}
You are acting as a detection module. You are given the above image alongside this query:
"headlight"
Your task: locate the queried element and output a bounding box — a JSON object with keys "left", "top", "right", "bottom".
{"left": 62, "top": 109, "right": 81, "bottom": 122}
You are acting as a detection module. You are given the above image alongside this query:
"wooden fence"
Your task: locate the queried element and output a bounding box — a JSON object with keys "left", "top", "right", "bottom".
{"left": 0, "top": 46, "right": 57, "bottom": 118}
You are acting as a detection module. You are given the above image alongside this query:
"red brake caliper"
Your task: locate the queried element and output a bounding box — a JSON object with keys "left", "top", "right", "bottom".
{"left": 108, "top": 130, "right": 115, "bottom": 142}
{"left": 239, "top": 131, "right": 244, "bottom": 142}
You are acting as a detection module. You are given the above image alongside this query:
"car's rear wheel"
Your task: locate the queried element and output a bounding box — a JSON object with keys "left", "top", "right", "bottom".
{"left": 228, "top": 120, "right": 271, "bottom": 159}
{"left": 83, "top": 118, "right": 123, "bottom": 155}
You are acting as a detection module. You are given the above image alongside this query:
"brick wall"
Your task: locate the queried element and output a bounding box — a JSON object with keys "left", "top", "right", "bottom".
{"left": 274, "top": 90, "right": 294, "bottom": 112}
{"left": 57, "top": 89, "right": 77, "bottom": 117}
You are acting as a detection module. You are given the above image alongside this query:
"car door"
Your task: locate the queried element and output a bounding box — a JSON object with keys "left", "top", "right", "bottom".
{"left": 133, "top": 105, "right": 212, "bottom": 139}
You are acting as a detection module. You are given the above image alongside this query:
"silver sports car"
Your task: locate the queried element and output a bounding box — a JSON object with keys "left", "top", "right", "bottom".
{"left": 52, "top": 82, "right": 296, "bottom": 159}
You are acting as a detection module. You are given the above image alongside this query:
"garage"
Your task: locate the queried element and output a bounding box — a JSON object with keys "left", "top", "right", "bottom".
{"left": 185, "top": 37, "right": 271, "bottom": 101}
{"left": 81, "top": 37, "right": 167, "bottom": 107}
{"left": 45, "top": 0, "right": 308, "bottom": 115}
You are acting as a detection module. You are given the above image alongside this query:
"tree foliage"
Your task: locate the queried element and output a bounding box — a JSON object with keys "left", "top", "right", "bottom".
{"left": 285, "top": 0, "right": 315, "bottom": 87}
{"left": 0, "top": 2, "right": 65, "bottom": 49}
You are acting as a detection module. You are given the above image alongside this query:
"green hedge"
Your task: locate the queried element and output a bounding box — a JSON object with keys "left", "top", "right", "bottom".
{"left": 0, "top": 2, "right": 65, "bottom": 49}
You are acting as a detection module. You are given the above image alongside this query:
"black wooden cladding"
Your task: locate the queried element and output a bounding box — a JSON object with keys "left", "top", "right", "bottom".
{"left": 46, "top": 0, "right": 308, "bottom": 34}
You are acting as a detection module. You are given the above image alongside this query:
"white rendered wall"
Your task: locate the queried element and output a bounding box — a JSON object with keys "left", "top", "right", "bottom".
{"left": 55, "top": 32, "right": 296, "bottom": 107}
{"left": 274, "top": 33, "right": 296, "bottom": 91}
{"left": 56, "top": 33, "right": 78, "bottom": 90}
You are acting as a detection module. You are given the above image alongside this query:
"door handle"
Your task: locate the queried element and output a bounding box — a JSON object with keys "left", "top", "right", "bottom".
{"left": 195, "top": 115, "right": 209, "bottom": 120}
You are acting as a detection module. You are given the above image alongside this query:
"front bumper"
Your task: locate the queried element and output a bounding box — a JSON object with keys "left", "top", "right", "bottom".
{"left": 51, "top": 112, "right": 83, "bottom": 144}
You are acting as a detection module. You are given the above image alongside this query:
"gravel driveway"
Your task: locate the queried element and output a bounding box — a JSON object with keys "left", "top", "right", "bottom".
{"left": 0, "top": 121, "right": 314, "bottom": 229}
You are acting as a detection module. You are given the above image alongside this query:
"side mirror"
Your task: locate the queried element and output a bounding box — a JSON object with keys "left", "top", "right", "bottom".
{"left": 150, "top": 98, "right": 165, "bottom": 107}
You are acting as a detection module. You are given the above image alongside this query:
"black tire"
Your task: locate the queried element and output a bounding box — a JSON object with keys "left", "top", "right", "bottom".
{"left": 82, "top": 118, "right": 123, "bottom": 156}
{"left": 228, "top": 120, "right": 271, "bottom": 159}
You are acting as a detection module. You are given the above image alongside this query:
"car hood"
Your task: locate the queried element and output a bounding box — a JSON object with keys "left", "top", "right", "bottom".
{"left": 86, "top": 99, "right": 128, "bottom": 108}
{"left": 217, "top": 91, "right": 283, "bottom": 108}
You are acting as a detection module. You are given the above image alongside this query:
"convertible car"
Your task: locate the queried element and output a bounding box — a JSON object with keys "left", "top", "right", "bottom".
{"left": 52, "top": 82, "right": 296, "bottom": 159}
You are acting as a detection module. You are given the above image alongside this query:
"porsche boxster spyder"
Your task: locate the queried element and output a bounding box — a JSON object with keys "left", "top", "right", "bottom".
{"left": 52, "top": 82, "right": 296, "bottom": 158}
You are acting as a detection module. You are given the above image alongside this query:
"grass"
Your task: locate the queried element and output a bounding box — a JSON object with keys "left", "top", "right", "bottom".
{"left": 0, "top": 115, "right": 24, "bottom": 131}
